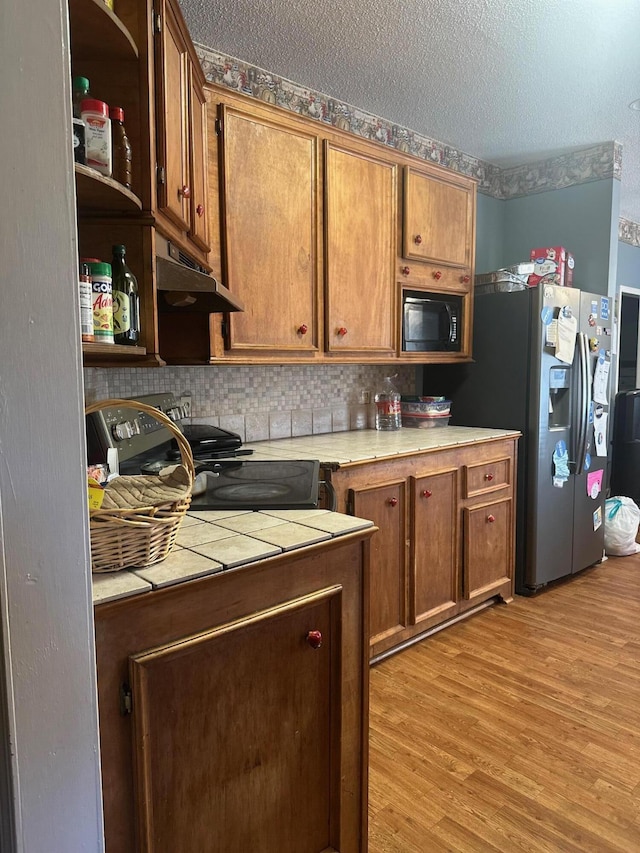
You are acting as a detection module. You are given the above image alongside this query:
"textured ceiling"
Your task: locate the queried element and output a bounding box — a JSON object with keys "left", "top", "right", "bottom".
{"left": 180, "top": 0, "right": 640, "bottom": 224}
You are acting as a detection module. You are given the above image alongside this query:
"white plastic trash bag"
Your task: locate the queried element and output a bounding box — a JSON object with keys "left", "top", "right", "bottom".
{"left": 604, "top": 496, "right": 640, "bottom": 556}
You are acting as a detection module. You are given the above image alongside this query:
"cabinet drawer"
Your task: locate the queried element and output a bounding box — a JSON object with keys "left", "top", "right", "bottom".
{"left": 398, "top": 262, "right": 471, "bottom": 291}
{"left": 463, "top": 455, "right": 511, "bottom": 498}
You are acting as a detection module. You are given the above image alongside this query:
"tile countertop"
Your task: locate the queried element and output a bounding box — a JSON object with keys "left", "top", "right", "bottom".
{"left": 243, "top": 425, "right": 521, "bottom": 466}
{"left": 92, "top": 508, "right": 375, "bottom": 606}
{"left": 92, "top": 427, "right": 519, "bottom": 607}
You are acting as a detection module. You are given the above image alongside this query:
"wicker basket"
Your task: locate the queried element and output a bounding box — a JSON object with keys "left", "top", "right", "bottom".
{"left": 85, "top": 398, "right": 195, "bottom": 573}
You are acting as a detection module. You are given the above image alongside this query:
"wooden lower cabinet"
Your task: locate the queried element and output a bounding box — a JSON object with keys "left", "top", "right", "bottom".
{"left": 94, "top": 533, "right": 373, "bottom": 853}
{"left": 334, "top": 437, "right": 518, "bottom": 660}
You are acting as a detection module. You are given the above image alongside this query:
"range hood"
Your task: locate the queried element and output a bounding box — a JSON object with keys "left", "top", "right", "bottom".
{"left": 155, "top": 238, "right": 244, "bottom": 313}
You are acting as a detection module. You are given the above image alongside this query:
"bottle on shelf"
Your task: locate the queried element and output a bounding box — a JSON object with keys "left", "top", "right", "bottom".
{"left": 72, "top": 76, "right": 90, "bottom": 118}
{"left": 78, "top": 261, "right": 95, "bottom": 343}
{"left": 109, "top": 107, "right": 132, "bottom": 189}
{"left": 81, "top": 98, "right": 112, "bottom": 177}
{"left": 375, "top": 375, "right": 402, "bottom": 431}
{"left": 111, "top": 245, "right": 140, "bottom": 345}
{"left": 71, "top": 77, "right": 90, "bottom": 165}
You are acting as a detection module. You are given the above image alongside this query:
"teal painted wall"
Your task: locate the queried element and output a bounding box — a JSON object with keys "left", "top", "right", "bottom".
{"left": 474, "top": 180, "right": 619, "bottom": 295}
{"left": 475, "top": 193, "right": 505, "bottom": 273}
{"left": 618, "top": 240, "right": 640, "bottom": 287}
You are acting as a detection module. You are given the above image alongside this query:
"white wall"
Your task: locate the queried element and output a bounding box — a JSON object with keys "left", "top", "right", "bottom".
{"left": 0, "top": 1, "right": 104, "bottom": 850}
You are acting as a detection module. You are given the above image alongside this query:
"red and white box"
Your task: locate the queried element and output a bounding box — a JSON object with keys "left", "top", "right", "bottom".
{"left": 528, "top": 246, "right": 574, "bottom": 287}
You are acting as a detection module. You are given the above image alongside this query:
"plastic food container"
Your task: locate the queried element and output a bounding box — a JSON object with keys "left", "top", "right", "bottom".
{"left": 400, "top": 397, "right": 452, "bottom": 428}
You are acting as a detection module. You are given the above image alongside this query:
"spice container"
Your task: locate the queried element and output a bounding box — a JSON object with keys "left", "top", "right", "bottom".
{"left": 78, "top": 261, "right": 95, "bottom": 343}
{"left": 83, "top": 258, "right": 114, "bottom": 344}
{"left": 81, "top": 99, "right": 112, "bottom": 177}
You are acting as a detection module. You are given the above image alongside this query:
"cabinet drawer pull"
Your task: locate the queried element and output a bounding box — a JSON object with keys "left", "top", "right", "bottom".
{"left": 484, "top": 472, "right": 494, "bottom": 481}
{"left": 306, "top": 630, "right": 323, "bottom": 649}
{"left": 414, "top": 234, "right": 423, "bottom": 245}
{"left": 179, "top": 184, "right": 191, "bottom": 198}
{"left": 337, "top": 326, "right": 348, "bottom": 337}
{"left": 387, "top": 497, "right": 398, "bottom": 507}
{"left": 460, "top": 274, "right": 470, "bottom": 283}
{"left": 422, "top": 489, "right": 432, "bottom": 498}
{"left": 297, "top": 324, "right": 308, "bottom": 335}
{"left": 196, "top": 203, "right": 204, "bottom": 217}
{"left": 401, "top": 266, "right": 410, "bottom": 276}
{"left": 432, "top": 270, "right": 442, "bottom": 280}
{"left": 486, "top": 514, "right": 495, "bottom": 523}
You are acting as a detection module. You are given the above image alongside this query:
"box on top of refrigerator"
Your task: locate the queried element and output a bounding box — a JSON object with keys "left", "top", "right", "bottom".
{"left": 529, "top": 247, "right": 574, "bottom": 287}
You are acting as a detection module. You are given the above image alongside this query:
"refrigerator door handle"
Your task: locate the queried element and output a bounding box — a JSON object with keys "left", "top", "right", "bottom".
{"left": 575, "top": 332, "right": 591, "bottom": 472}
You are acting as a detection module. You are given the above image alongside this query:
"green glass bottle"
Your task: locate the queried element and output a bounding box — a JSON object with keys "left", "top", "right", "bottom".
{"left": 111, "top": 244, "right": 140, "bottom": 345}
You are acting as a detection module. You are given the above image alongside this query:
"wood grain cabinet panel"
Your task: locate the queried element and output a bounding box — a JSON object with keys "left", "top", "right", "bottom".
{"left": 219, "top": 104, "right": 320, "bottom": 354}
{"left": 187, "top": 68, "right": 210, "bottom": 253}
{"left": 154, "top": 0, "right": 191, "bottom": 235}
{"left": 325, "top": 142, "right": 397, "bottom": 355}
{"left": 94, "top": 535, "right": 371, "bottom": 852}
{"left": 130, "top": 589, "right": 342, "bottom": 853}
{"left": 411, "top": 470, "right": 458, "bottom": 623}
{"left": 403, "top": 164, "right": 476, "bottom": 268}
{"left": 327, "top": 437, "right": 517, "bottom": 660}
{"left": 463, "top": 496, "right": 513, "bottom": 601}
{"left": 349, "top": 481, "right": 407, "bottom": 647}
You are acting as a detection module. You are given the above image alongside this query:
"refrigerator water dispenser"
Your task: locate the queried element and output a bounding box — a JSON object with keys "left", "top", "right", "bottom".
{"left": 548, "top": 366, "right": 571, "bottom": 429}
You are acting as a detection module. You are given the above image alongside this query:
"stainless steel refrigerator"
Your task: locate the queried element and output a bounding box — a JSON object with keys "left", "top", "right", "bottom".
{"left": 426, "top": 285, "right": 610, "bottom": 595}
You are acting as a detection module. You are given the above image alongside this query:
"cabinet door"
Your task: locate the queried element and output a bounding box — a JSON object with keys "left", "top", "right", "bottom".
{"left": 463, "top": 496, "right": 513, "bottom": 600}
{"left": 154, "top": 0, "right": 191, "bottom": 234}
{"left": 325, "top": 143, "right": 396, "bottom": 355}
{"left": 350, "top": 481, "right": 407, "bottom": 648}
{"left": 220, "top": 105, "right": 320, "bottom": 354}
{"left": 187, "top": 69, "right": 210, "bottom": 252}
{"left": 129, "top": 589, "right": 343, "bottom": 853}
{"left": 403, "top": 165, "right": 475, "bottom": 268}
{"left": 411, "top": 470, "right": 458, "bottom": 623}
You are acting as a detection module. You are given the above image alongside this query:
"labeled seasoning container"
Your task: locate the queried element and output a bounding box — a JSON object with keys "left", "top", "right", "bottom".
{"left": 78, "top": 261, "right": 95, "bottom": 342}
{"left": 81, "top": 99, "right": 112, "bottom": 177}
{"left": 83, "top": 259, "right": 114, "bottom": 344}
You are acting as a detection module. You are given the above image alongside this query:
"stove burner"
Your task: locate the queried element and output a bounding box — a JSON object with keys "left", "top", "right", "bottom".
{"left": 211, "top": 481, "right": 294, "bottom": 501}
{"left": 189, "top": 459, "right": 321, "bottom": 510}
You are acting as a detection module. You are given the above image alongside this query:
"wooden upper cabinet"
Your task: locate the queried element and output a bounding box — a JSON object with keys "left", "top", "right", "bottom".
{"left": 219, "top": 104, "right": 320, "bottom": 354}
{"left": 154, "top": 0, "right": 191, "bottom": 234}
{"left": 324, "top": 142, "right": 397, "bottom": 355}
{"left": 187, "top": 68, "right": 210, "bottom": 253}
{"left": 403, "top": 165, "right": 476, "bottom": 268}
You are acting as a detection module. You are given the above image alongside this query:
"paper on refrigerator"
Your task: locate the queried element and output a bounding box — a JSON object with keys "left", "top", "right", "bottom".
{"left": 554, "top": 309, "right": 578, "bottom": 364}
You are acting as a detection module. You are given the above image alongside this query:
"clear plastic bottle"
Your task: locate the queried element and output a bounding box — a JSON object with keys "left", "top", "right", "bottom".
{"left": 375, "top": 375, "right": 402, "bottom": 431}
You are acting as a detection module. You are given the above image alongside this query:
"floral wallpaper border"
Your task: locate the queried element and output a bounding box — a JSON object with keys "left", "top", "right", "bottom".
{"left": 197, "top": 45, "right": 628, "bottom": 233}
{"left": 619, "top": 218, "right": 640, "bottom": 248}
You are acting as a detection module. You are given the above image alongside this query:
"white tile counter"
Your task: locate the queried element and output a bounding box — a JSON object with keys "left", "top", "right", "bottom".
{"left": 243, "top": 425, "right": 520, "bottom": 465}
{"left": 92, "top": 426, "right": 519, "bottom": 607}
{"left": 92, "top": 507, "right": 375, "bottom": 606}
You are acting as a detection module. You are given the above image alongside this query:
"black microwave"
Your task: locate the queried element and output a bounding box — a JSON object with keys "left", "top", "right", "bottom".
{"left": 402, "top": 290, "right": 462, "bottom": 352}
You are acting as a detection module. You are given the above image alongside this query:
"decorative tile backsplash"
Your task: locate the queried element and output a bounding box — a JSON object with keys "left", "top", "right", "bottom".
{"left": 83, "top": 364, "right": 417, "bottom": 441}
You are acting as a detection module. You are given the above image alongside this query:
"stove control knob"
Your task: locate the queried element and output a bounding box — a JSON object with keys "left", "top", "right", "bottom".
{"left": 165, "top": 406, "right": 183, "bottom": 422}
{"left": 112, "top": 419, "right": 139, "bottom": 441}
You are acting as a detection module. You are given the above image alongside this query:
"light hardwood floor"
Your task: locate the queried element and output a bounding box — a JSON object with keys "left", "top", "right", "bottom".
{"left": 368, "top": 554, "right": 640, "bottom": 852}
